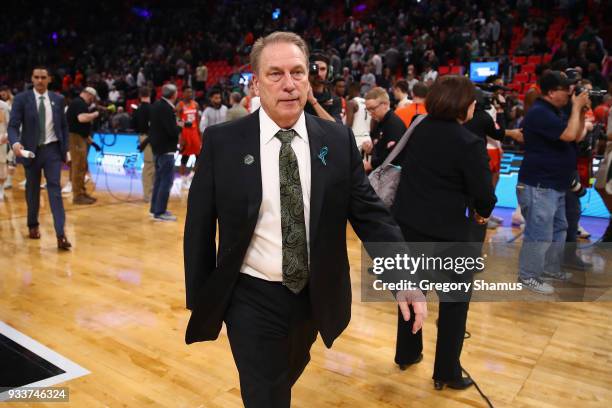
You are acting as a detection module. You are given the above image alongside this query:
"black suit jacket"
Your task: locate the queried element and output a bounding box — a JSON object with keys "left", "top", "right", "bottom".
{"left": 148, "top": 99, "right": 180, "bottom": 155}
{"left": 184, "top": 110, "right": 404, "bottom": 348}
{"left": 391, "top": 116, "right": 497, "bottom": 242}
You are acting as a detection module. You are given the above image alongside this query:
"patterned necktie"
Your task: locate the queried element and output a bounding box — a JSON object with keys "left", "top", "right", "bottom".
{"left": 275, "top": 129, "right": 309, "bottom": 294}
{"left": 38, "top": 96, "right": 46, "bottom": 146}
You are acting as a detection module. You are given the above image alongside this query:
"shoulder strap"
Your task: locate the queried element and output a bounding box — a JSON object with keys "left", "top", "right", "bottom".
{"left": 380, "top": 114, "right": 427, "bottom": 167}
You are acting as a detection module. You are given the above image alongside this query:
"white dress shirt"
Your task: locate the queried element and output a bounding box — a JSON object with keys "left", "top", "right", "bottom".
{"left": 241, "top": 108, "right": 311, "bottom": 282}
{"left": 34, "top": 90, "right": 58, "bottom": 144}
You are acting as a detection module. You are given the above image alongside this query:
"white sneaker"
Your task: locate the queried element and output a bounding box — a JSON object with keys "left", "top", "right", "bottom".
{"left": 520, "top": 277, "right": 554, "bottom": 295}
{"left": 3, "top": 176, "right": 12, "bottom": 189}
{"left": 487, "top": 219, "right": 500, "bottom": 229}
{"left": 0, "top": 186, "right": 4, "bottom": 201}
{"left": 577, "top": 225, "right": 591, "bottom": 239}
{"left": 62, "top": 181, "right": 72, "bottom": 194}
{"left": 41, "top": 183, "right": 46, "bottom": 189}
{"left": 85, "top": 174, "right": 91, "bottom": 184}
{"left": 19, "top": 180, "right": 26, "bottom": 189}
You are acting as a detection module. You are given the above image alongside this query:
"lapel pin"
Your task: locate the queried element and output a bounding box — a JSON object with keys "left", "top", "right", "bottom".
{"left": 318, "top": 146, "right": 328, "bottom": 166}
{"left": 244, "top": 154, "right": 254, "bottom": 165}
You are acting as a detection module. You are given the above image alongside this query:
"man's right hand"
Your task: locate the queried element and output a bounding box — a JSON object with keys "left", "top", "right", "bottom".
{"left": 12, "top": 142, "right": 24, "bottom": 158}
{"left": 362, "top": 140, "right": 373, "bottom": 154}
{"left": 572, "top": 90, "right": 591, "bottom": 111}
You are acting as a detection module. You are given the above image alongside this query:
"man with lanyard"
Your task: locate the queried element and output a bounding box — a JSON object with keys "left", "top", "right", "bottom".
{"left": 176, "top": 85, "right": 201, "bottom": 188}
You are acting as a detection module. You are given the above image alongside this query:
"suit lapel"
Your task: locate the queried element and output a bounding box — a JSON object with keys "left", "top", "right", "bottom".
{"left": 241, "top": 112, "right": 262, "bottom": 225}
{"left": 306, "top": 114, "right": 327, "bottom": 246}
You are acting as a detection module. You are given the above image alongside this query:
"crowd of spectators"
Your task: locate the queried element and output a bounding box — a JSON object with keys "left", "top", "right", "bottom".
{"left": 1, "top": 0, "right": 610, "bottom": 128}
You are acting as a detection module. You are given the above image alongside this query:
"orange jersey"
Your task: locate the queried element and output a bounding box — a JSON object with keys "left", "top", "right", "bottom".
{"left": 177, "top": 100, "right": 201, "bottom": 156}
{"left": 395, "top": 102, "right": 427, "bottom": 128}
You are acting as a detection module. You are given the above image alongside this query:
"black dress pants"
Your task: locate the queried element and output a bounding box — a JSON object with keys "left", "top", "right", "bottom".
{"left": 224, "top": 274, "right": 317, "bottom": 408}
{"left": 394, "top": 225, "right": 471, "bottom": 381}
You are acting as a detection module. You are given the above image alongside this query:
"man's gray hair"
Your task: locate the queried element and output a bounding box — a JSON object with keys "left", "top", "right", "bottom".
{"left": 230, "top": 92, "right": 242, "bottom": 104}
{"left": 250, "top": 31, "right": 309, "bottom": 75}
{"left": 161, "top": 84, "right": 177, "bottom": 99}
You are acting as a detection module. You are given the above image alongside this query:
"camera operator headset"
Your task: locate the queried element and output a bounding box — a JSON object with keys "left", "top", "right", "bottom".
{"left": 464, "top": 86, "right": 524, "bottom": 232}
{"left": 305, "top": 51, "right": 343, "bottom": 123}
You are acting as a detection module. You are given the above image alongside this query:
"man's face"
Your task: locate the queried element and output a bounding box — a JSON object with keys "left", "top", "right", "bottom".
{"left": 393, "top": 87, "right": 404, "bottom": 100}
{"left": 210, "top": 93, "right": 222, "bottom": 107}
{"left": 184, "top": 88, "right": 193, "bottom": 100}
{"left": 334, "top": 81, "right": 346, "bottom": 97}
{"left": 315, "top": 60, "right": 328, "bottom": 82}
{"left": 32, "top": 69, "right": 50, "bottom": 93}
{"left": 365, "top": 98, "right": 389, "bottom": 122}
{"left": 82, "top": 92, "right": 94, "bottom": 105}
{"left": 253, "top": 42, "right": 309, "bottom": 128}
{"left": 548, "top": 87, "right": 570, "bottom": 108}
{"left": 0, "top": 90, "right": 7, "bottom": 101}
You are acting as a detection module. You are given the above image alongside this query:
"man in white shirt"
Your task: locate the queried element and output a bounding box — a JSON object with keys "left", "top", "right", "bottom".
{"left": 184, "top": 31, "right": 426, "bottom": 408}
{"left": 199, "top": 89, "right": 228, "bottom": 133}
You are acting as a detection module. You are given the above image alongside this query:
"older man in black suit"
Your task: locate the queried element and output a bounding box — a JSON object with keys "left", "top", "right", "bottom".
{"left": 184, "top": 32, "right": 427, "bottom": 408}
{"left": 148, "top": 84, "right": 181, "bottom": 222}
{"left": 8, "top": 66, "right": 71, "bottom": 250}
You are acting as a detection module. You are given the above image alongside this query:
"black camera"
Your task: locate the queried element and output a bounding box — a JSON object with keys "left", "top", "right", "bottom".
{"left": 184, "top": 121, "right": 193, "bottom": 128}
{"left": 574, "top": 86, "right": 607, "bottom": 97}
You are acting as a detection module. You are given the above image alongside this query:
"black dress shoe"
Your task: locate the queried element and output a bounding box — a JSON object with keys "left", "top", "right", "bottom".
{"left": 434, "top": 377, "right": 474, "bottom": 390}
{"left": 397, "top": 353, "right": 423, "bottom": 370}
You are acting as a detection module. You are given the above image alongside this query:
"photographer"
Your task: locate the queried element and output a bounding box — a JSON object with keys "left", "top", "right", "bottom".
{"left": 464, "top": 87, "right": 523, "bottom": 229}
{"left": 304, "top": 53, "right": 342, "bottom": 123}
{"left": 564, "top": 80, "right": 600, "bottom": 269}
{"left": 517, "top": 71, "right": 590, "bottom": 295}
{"left": 66, "top": 87, "right": 100, "bottom": 205}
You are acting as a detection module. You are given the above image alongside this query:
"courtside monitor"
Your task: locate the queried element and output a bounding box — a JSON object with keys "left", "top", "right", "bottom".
{"left": 470, "top": 61, "right": 499, "bottom": 82}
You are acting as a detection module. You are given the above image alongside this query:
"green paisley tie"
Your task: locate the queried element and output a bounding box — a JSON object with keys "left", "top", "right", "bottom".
{"left": 275, "top": 129, "right": 309, "bottom": 294}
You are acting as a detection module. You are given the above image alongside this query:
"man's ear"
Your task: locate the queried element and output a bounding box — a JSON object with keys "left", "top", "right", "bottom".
{"left": 252, "top": 75, "right": 260, "bottom": 97}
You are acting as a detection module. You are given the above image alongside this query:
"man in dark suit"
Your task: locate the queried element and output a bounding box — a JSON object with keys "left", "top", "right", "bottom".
{"left": 184, "top": 32, "right": 427, "bottom": 408}
{"left": 8, "top": 67, "right": 71, "bottom": 250}
{"left": 148, "top": 84, "right": 181, "bottom": 222}
{"left": 361, "top": 87, "right": 407, "bottom": 172}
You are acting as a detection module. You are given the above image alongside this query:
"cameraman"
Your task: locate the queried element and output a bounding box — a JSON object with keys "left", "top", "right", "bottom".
{"left": 564, "top": 80, "right": 597, "bottom": 269}
{"left": 517, "top": 71, "right": 590, "bottom": 295}
{"left": 305, "top": 53, "right": 342, "bottom": 123}
{"left": 66, "top": 87, "right": 100, "bottom": 205}
{"left": 464, "top": 88, "right": 523, "bottom": 229}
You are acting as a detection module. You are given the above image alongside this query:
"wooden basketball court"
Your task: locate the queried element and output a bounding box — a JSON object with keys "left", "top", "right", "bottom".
{"left": 1, "top": 168, "right": 611, "bottom": 407}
